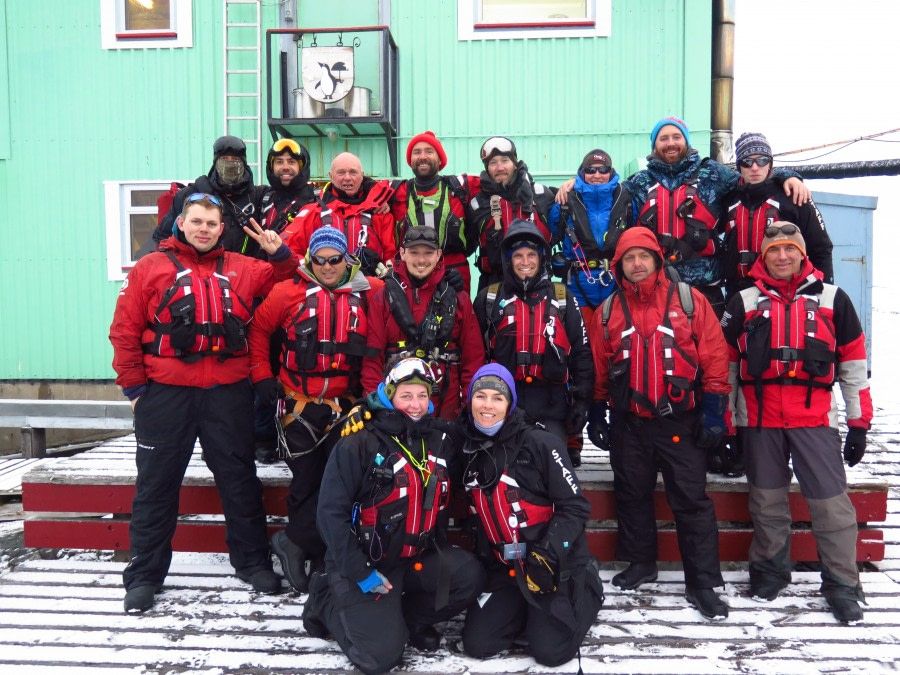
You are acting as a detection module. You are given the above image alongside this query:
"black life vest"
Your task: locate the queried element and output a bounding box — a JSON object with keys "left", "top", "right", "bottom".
{"left": 281, "top": 279, "right": 378, "bottom": 394}
{"left": 383, "top": 271, "right": 460, "bottom": 366}
{"left": 142, "top": 250, "right": 251, "bottom": 361}
{"left": 397, "top": 176, "right": 469, "bottom": 255}
{"left": 484, "top": 282, "right": 572, "bottom": 384}
{"left": 357, "top": 439, "right": 451, "bottom": 559}
{"left": 600, "top": 280, "right": 700, "bottom": 417}
{"left": 737, "top": 286, "right": 838, "bottom": 427}
{"left": 637, "top": 163, "right": 718, "bottom": 262}
{"left": 724, "top": 197, "right": 781, "bottom": 279}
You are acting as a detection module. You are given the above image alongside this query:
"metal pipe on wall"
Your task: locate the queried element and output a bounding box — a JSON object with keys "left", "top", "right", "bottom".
{"left": 711, "top": 0, "right": 735, "bottom": 163}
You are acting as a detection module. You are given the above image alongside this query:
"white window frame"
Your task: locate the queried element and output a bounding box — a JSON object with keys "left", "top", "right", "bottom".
{"left": 100, "top": 0, "right": 194, "bottom": 50}
{"left": 105, "top": 180, "right": 184, "bottom": 281}
{"left": 458, "top": 0, "right": 610, "bottom": 40}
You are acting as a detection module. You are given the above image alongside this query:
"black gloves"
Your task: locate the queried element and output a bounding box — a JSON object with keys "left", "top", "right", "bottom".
{"left": 566, "top": 399, "right": 590, "bottom": 434}
{"left": 719, "top": 435, "right": 744, "bottom": 477}
{"left": 843, "top": 427, "right": 867, "bottom": 467}
{"left": 525, "top": 549, "right": 556, "bottom": 594}
{"left": 253, "top": 378, "right": 281, "bottom": 406}
{"left": 444, "top": 267, "right": 465, "bottom": 292}
{"left": 587, "top": 401, "right": 610, "bottom": 451}
{"left": 696, "top": 393, "right": 728, "bottom": 449}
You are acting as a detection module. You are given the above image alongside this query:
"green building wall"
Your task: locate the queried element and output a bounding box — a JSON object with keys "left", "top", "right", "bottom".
{"left": 0, "top": 0, "right": 711, "bottom": 381}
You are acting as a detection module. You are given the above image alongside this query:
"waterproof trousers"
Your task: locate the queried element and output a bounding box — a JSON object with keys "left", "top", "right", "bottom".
{"left": 282, "top": 399, "right": 350, "bottom": 559}
{"left": 609, "top": 412, "right": 723, "bottom": 588}
{"left": 741, "top": 426, "right": 863, "bottom": 601}
{"left": 462, "top": 558, "right": 605, "bottom": 667}
{"left": 517, "top": 381, "right": 568, "bottom": 443}
{"left": 124, "top": 380, "right": 271, "bottom": 590}
{"left": 304, "top": 546, "right": 485, "bottom": 675}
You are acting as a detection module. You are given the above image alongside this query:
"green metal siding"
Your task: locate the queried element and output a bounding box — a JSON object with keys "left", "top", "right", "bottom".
{"left": 0, "top": 0, "right": 711, "bottom": 380}
{"left": 0, "top": 0, "right": 10, "bottom": 159}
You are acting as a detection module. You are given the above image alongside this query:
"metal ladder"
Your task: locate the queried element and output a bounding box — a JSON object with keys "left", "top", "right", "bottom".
{"left": 224, "top": 0, "right": 262, "bottom": 179}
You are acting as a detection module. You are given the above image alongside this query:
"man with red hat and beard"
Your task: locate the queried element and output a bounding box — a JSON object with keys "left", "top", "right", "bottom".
{"left": 588, "top": 226, "right": 731, "bottom": 620}
{"left": 390, "top": 131, "right": 480, "bottom": 294}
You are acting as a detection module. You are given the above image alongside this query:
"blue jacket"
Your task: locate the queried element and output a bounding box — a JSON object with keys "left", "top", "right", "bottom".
{"left": 548, "top": 174, "right": 621, "bottom": 307}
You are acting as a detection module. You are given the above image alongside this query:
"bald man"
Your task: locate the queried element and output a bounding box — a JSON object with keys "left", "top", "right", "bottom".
{"left": 283, "top": 152, "right": 396, "bottom": 277}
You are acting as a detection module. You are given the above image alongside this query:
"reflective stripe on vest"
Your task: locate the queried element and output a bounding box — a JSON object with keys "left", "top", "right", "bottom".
{"left": 725, "top": 197, "right": 781, "bottom": 278}
{"left": 320, "top": 209, "right": 375, "bottom": 257}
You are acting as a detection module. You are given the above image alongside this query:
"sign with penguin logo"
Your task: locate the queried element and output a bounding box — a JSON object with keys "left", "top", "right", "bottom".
{"left": 301, "top": 46, "right": 354, "bottom": 103}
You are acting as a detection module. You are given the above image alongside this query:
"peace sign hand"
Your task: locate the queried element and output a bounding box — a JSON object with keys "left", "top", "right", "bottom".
{"left": 243, "top": 217, "right": 283, "bottom": 256}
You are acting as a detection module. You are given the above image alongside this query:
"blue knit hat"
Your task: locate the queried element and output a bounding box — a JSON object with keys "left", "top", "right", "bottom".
{"left": 650, "top": 116, "right": 690, "bottom": 150}
{"left": 308, "top": 226, "right": 348, "bottom": 255}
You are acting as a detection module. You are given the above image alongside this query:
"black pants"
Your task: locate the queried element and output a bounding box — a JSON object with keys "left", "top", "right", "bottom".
{"left": 124, "top": 380, "right": 270, "bottom": 590}
{"left": 282, "top": 401, "right": 347, "bottom": 557}
{"left": 462, "top": 560, "right": 604, "bottom": 667}
{"left": 309, "top": 546, "right": 485, "bottom": 675}
{"left": 609, "top": 412, "right": 723, "bottom": 588}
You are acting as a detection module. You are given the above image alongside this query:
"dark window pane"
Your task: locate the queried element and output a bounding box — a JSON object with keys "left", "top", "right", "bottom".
{"left": 131, "top": 189, "right": 164, "bottom": 208}
{"left": 130, "top": 214, "right": 157, "bottom": 260}
{"left": 125, "top": 0, "right": 171, "bottom": 31}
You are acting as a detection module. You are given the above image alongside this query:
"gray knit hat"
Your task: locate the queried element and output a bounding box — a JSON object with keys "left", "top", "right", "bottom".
{"left": 735, "top": 132, "right": 772, "bottom": 162}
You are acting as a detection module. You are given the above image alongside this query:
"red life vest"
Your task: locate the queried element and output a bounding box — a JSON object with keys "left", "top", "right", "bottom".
{"left": 358, "top": 447, "right": 451, "bottom": 559}
{"left": 724, "top": 198, "right": 781, "bottom": 279}
{"left": 638, "top": 171, "right": 718, "bottom": 261}
{"left": 485, "top": 282, "right": 573, "bottom": 384}
{"left": 736, "top": 287, "right": 838, "bottom": 425}
{"left": 143, "top": 251, "right": 251, "bottom": 360}
{"left": 466, "top": 471, "right": 553, "bottom": 565}
{"left": 602, "top": 281, "right": 701, "bottom": 417}
{"left": 320, "top": 208, "right": 380, "bottom": 258}
{"left": 471, "top": 190, "right": 552, "bottom": 274}
{"left": 281, "top": 281, "right": 376, "bottom": 395}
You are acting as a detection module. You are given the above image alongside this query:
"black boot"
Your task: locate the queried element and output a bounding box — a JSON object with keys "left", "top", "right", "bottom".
{"left": 254, "top": 439, "right": 278, "bottom": 464}
{"left": 272, "top": 530, "right": 310, "bottom": 593}
{"left": 611, "top": 562, "right": 658, "bottom": 590}
{"left": 124, "top": 584, "right": 159, "bottom": 613}
{"left": 236, "top": 567, "right": 283, "bottom": 594}
{"left": 685, "top": 586, "right": 729, "bottom": 620}
{"left": 408, "top": 624, "right": 441, "bottom": 651}
{"left": 827, "top": 596, "right": 863, "bottom": 623}
{"left": 302, "top": 571, "right": 330, "bottom": 638}
{"left": 749, "top": 575, "right": 788, "bottom": 601}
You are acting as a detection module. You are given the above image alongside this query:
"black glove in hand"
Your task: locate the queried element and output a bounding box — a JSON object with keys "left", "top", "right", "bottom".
{"left": 566, "top": 399, "right": 589, "bottom": 433}
{"left": 843, "top": 427, "right": 867, "bottom": 467}
{"left": 587, "top": 401, "right": 610, "bottom": 451}
{"left": 253, "top": 378, "right": 281, "bottom": 406}
{"left": 444, "top": 267, "right": 465, "bottom": 292}
{"left": 525, "top": 549, "right": 556, "bottom": 594}
{"left": 719, "top": 435, "right": 744, "bottom": 477}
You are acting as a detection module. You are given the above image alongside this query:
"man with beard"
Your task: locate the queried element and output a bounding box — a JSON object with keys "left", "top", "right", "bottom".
{"left": 467, "top": 137, "right": 556, "bottom": 291}
{"left": 154, "top": 135, "right": 265, "bottom": 256}
{"left": 283, "top": 152, "right": 395, "bottom": 278}
{"left": 390, "top": 131, "right": 479, "bottom": 293}
{"left": 362, "top": 226, "right": 484, "bottom": 421}
{"left": 474, "top": 219, "right": 594, "bottom": 465}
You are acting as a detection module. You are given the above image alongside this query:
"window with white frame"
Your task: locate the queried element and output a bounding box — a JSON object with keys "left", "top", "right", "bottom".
{"left": 458, "top": 0, "right": 611, "bottom": 40}
{"left": 105, "top": 181, "right": 177, "bottom": 280}
{"left": 100, "top": 0, "right": 194, "bottom": 50}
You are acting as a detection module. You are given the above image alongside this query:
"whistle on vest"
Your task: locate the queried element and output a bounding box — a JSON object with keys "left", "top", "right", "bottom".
{"left": 489, "top": 195, "right": 502, "bottom": 231}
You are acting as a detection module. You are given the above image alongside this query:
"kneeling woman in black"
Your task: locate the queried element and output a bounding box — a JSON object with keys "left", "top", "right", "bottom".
{"left": 460, "top": 362, "right": 605, "bottom": 667}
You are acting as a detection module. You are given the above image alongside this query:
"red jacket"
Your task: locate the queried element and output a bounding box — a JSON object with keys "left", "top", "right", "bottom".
{"left": 248, "top": 264, "right": 383, "bottom": 399}
{"left": 109, "top": 237, "right": 296, "bottom": 389}
{"left": 282, "top": 180, "right": 396, "bottom": 264}
{"left": 721, "top": 256, "right": 872, "bottom": 430}
{"left": 589, "top": 227, "right": 730, "bottom": 418}
{"left": 361, "top": 261, "right": 485, "bottom": 420}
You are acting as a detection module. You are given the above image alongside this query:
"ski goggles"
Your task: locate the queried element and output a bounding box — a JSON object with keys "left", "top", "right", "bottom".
{"left": 271, "top": 138, "right": 306, "bottom": 165}
{"left": 310, "top": 253, "right": 345, "bottom": 266}
{"left": 764, "top": 223, "right": 799, "bottom": 238}
{"left": 185, "top": 193, "right": 223, "bottom": 207}
{"left": 385, "top": 357, "right": 437, "bottom": 387}
{"left": 480, "top": 136, "right": 515, "bottom": 161}
{"left": 738, "top": 156, "right": 772, "bottom": 168}
{"left": 402, "top": 227, "right": 440, "bottom": 248}
{"left": 583, "top": 166, "right": 612, "bottom": 175}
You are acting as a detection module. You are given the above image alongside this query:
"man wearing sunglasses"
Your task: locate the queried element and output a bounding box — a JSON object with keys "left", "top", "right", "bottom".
{"left": 283, "top": 152, "right": 396, "bottom": 279}
{"left": 720, "top": 132, "right": 834, "bottom": 301}
{"left": 467, "top": 136, "right": 555, "bottom": 291}
{"left": 248, "top": 225, "right": 384, "bottom": 594}
{"left": 720, "top": 223, "right": 872, "bottom": 624}
{"left": 153, "top": 135, "right": 266, "bottom": 256}
{"left": 390, "top": 131, "right": 480, "bottom": 293}
{"left": 110, "top": 195, "right": 298, "bottom": 612}
{"left": 362, "top": 226, "right": 484, "bottom": 421}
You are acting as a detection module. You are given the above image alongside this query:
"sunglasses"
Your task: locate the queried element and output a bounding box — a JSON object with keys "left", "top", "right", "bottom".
{"left": 739, "top": 156, "right": 772, "bottom": 168}
{"left": 764, "top": 223, "right": 799, "bottom": 238}
{"left": 185, "top": 192, "right": 223, "bottom": 207}
{"left": 386, "top": 358, "right": 437, "bottom": 387}
{"left": 584, "top": 166, "right": 612, "bottom": 175}
{"left": 481, "top": 136, "right": 515, "bottom": 160}
{"left": 403, "top": 227, "right": 439, "bottom": 245}
{"left": 310, "top": 253, "right": 345, "bottom": 266}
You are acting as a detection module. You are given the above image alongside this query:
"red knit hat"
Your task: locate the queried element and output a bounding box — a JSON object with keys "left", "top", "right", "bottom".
{"left": 406, "top": 131, "right": 447, "bottom": 171}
